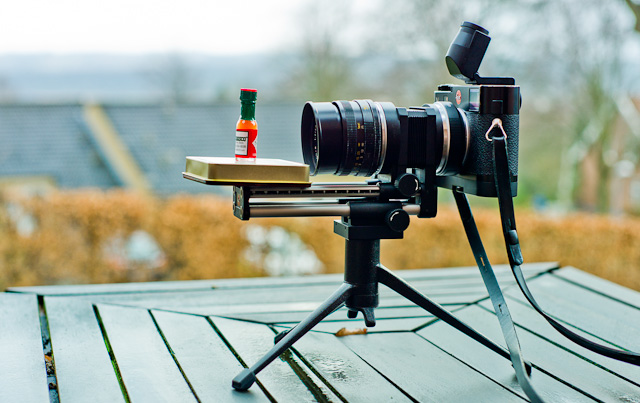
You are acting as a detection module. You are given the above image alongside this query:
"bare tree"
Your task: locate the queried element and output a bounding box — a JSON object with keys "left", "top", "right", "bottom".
{"left": 536, "top": 0, "right": 638, "bottom": 212}
{"left": 626, "top": 0, "right": 640, "bottom": 32}
{"left": 143, "top": 53, "right": 201, "bottom": 104}
{"left": 280, "top": 2, "right": 358, "bottom": 101}
{"left": 367, "top": 1, "right": 508, "bottom": 104}
{"left": 376, "top": 0, "right": 640, "bottom": 212}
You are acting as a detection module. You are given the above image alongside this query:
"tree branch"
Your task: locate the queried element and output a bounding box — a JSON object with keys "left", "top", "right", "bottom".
{"left": 626, "top": 0, "right": 640, "bottom": 32}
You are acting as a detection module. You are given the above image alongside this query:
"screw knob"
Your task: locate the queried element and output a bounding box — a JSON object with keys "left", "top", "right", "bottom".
{"left": 395, "top": 173, "right": 420, "bottom": 197}
{"left": 386, "top": 208, "right": 410, "bottom": 232}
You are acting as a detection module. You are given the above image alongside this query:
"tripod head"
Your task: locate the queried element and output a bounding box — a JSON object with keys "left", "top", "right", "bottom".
{"left": 230, "top": 172, "right": 427, "bottom": 240}
{"left": 182, "top": 156, "right": 422, "bottom": 234}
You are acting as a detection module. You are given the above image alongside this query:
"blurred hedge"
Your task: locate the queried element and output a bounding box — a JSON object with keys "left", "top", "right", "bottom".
{"left": 0, "top": 190, "right": 639, "bottom": 291}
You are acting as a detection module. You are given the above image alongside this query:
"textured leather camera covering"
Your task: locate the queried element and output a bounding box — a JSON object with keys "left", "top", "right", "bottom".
{"left": 464, "top": 113, "right": 519, "bottom": 176}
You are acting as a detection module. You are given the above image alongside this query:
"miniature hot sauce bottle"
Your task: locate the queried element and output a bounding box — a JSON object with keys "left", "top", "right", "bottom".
{"left": 235, "top": 88, "right": 258, "bottom": 162}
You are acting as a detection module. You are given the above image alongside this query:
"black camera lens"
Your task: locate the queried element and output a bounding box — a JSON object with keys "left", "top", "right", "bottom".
{"left": 301, "top": 102, "right": 342, "bottom": 175}
{"left": 302, "top": 100, "right": 388, "bottom": 176}
{"left": 301, "top": 100, "right": 468, "bottom": 177}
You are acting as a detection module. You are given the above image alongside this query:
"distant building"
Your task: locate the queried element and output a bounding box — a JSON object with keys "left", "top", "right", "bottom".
{"left": 0, "top": 102, "right": 304, "bottom": 195}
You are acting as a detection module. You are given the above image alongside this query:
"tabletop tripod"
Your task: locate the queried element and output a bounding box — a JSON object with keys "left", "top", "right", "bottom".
{"left": 232, "top": 198, "right": 527, "bottom": 391}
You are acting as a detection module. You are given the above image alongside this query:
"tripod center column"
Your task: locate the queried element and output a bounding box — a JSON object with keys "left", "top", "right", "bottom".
{"left": 344, "top": 239, "right": 380, "bottom": 310}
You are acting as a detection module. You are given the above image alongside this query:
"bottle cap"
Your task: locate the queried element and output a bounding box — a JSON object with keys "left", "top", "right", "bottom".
{"left": 240, "top": 88, "right": 258, "bottom": 102}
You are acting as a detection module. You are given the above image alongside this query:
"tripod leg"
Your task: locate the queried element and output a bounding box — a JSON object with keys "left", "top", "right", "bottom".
{"left": 274, "top": 302, "right": 346, "bottom": 344}
{"left": 377, "top": 265, "right": 532, "bottom": 374}
{"left": 232, "top": 282, "right": 355, "bottom": 391}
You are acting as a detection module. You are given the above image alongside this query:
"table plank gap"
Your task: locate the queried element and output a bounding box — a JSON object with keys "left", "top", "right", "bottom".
{"left": 92, "top": 304, "right": 132, "bottom": 402}
{"left": 148, "top": 311, "right": 202, "bottom": 401}
{"left": 152, "top": 311, "right": 271, "bottom": 402}
{"left": 95, "top": 304, "right": 197, "bottom": 402}
{"left": 71, "top": 266, "right": 553, "bottom": 315}
{"left": 478, "top": 296, "right": 640, "bottom": 385}
{"left": 210, "top": 316, "right": 339, "bottom": 402}
{"left": 551, "top": 267, "right": 640, "bottom": 310}
{"left": 226, "top": 305, "right": 464, "bottom": 325}
{"left": 423, "top": 304, "right": 640, "bottom": 401}
{"left": 44, "top": 297, "right": 125, "bottom": 402}
{"left": 505, "top": 275, "right": 640, "bottom": 352}
{"left": 416, "top": 306, "right": 599, "bottom": 401}
{"left": 6, "top": 263, "right": 558, "bottom": 296}
{"left": 291, "top": 331, "right": 415, "bottom": 402}
{"left": 340, "top": 332, "right": 524, "bottom": 402}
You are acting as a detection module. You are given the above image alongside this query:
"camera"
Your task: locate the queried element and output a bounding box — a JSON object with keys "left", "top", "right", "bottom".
{"left": 301, "top": 22, "right": 520, "bottom": 198}
{"left": 181, "top": 22, "right": 639, "bottom": 397}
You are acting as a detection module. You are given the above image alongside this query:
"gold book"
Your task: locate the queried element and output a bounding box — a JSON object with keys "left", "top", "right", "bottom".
{"left": 183, "top": 157, "right": 311, "bottom": 186}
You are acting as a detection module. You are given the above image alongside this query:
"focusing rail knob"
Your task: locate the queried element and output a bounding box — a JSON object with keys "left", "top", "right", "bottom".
{"left": 386, "top": 209, "right": 410, "bottom": 233}
{"left": 395, "top": 173, "right": 420, "bottom": 197}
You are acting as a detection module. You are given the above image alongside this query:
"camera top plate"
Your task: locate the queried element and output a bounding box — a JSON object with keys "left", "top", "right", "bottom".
{"left": 183, "top": 156, "right": 311, "bottom": 186}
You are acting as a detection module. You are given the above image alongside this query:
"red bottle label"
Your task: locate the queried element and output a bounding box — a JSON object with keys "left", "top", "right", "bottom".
{"left": 235, "top": 129, "right": 258, "bottom": 159}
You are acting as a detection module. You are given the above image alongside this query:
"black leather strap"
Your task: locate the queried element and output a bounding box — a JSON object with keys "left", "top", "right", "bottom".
{"left": 491, "top": 131, "right": 640, "bottom": 366}
{"left": 454, "top": 190, "right": 543, "bottom": 403}
{"left": 492, "top": 133, "right": 523, "bottom": 267}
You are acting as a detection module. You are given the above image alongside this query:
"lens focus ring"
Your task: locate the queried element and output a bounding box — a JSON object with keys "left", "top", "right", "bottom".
{"left": 356, "top": 100, "right": 377, "bottom": 176}
{"left": 336, "top": 101, "right": 358, "bottom": 175}
{"left": 301, "top": 99, "right": 390, "bottom": 177}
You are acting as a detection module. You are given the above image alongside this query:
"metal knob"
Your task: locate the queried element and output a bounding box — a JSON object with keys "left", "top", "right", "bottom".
{"left": 385, "top": 208, "right": 410, "bottom": 232}
{"left": 395, "top": 173, "right": 420, "bottom": 197}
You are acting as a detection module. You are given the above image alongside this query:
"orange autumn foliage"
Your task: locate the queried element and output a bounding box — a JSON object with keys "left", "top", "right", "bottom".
{"left": 0, "top": 190, "right": 638, "bottom": 291}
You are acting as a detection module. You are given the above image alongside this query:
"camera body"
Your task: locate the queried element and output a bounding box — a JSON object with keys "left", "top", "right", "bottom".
{"left": 432, "top": 84, "right": 520, "bottom": 197}
{"left": 300, "top": 22, "right": 520, "bottom": 202}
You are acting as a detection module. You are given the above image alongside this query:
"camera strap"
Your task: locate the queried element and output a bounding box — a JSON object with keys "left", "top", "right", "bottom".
{"left": 489, "top": 121, "right": 640, "bottom": 366}
{"left": 454, "top": 189, "right": 543, "bottom": 403}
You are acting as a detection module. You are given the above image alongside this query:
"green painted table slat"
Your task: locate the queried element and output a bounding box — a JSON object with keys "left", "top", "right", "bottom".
{"left": 44, "top": 297, "right": 124, "bottom": 402}
{"left": 274, "top": 307, "right": 464, "bottom": 334}
{"left": 224, "top": 304, "right": 467, "bottom": 324}
{"left": 6, "top": 262, "right": 557, "bottom": 296}
{"left": 476, "top": 297, "right": 640, "bottom": 384}
{"left": 340, "top": 332, "right": 525, "bottom": 402}
{"left": 417, "top": 305, "right": 598, "bottom": 401}
{"left": 0, "top": 294, "right": 49, "bottom": 403}
{"left": 291, "top": 331, "right": 415, "bottom": 402}
{"left": 210, "top": 316, "right": 337, "bottom": 402}
{"left": 505, "top": 275, "right": 640, "bottom": 351}
{"left": 53, "top": 264, "right": 550, "bottom": 318}
{"left": 95, "top": 304, "right": 198, "bottom": 402}
{"left": 151, "top": 310, "right": 270, "bottom": 402}
{"left": 79, "top": 288, "right": 481, "bottom": 317}
{"left": 425, "top": 304, "right": 640, "bottom": 401}
{"left": 2, "top": 263, "right": 639, "bottom": 402}
{"left": 551, "top": 266, "right": 640, "bottom": 309}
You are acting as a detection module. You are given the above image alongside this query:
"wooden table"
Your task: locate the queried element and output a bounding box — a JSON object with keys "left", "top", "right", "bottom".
{"left": 2, "top": 263, "right": 639, "bottom": 402}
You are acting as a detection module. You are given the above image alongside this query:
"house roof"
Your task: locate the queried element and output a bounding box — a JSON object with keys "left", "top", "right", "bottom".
{"left": 0, "top": 104, "right": 117, "bottom": 190}
{"left": 0, "top": 102, "right": 304, "bottom": 195}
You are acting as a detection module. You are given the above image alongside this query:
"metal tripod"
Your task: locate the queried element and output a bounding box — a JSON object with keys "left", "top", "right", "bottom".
{"left": 232, "top": 200, "right": 528, "bottom": 391}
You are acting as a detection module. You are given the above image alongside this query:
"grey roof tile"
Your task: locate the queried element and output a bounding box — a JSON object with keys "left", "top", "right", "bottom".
{"left": 0, "top": 103, "right": 305, "bottom": 195}
{"left": 0, "top": 104, "right": 117, "bottom": 189}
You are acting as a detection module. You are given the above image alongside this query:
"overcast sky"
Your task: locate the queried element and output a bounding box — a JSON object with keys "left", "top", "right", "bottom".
{"left": 0, "top": 0, "right": 300, "bottom": 54}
